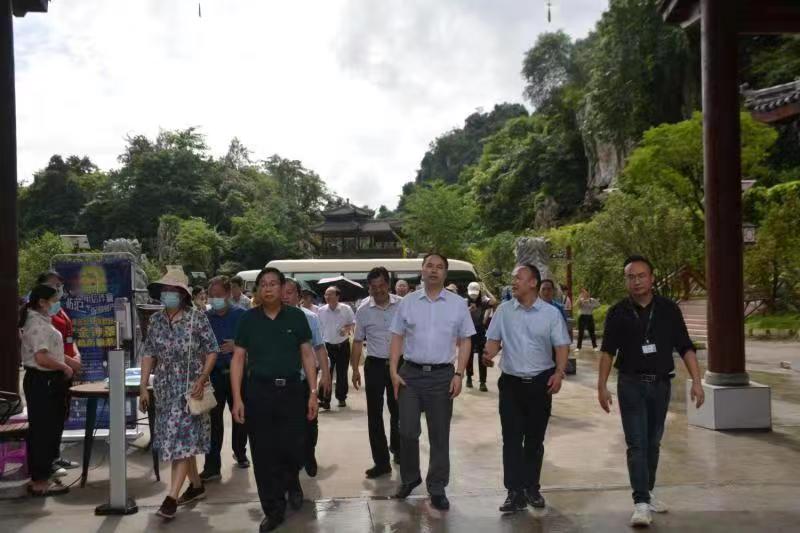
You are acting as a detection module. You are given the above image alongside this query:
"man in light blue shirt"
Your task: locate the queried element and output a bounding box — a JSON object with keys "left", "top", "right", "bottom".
{"left": 282, "top": 278, "right": 332, "bottom": 479}
{"left": 389, "top": 253, "right": 475, "bottom": 511}
{"left": 484, "top": 264, "right": 570, "bottom": 514}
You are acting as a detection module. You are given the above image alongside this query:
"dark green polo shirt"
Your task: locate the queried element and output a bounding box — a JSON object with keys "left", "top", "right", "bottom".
{"left": 235, "top": 305, "right": 312, "bottom": 378}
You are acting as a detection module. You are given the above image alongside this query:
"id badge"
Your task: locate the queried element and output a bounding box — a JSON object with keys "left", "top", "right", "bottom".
{"left": 65, "top": 336, "right": 74, "bottom": 344}
{"left": 641, "top": 343, "right": 657, "bottom": 355}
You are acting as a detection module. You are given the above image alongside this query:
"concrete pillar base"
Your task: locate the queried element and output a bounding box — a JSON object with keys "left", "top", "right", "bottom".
{"left": 686, "top": 379, "right": 771, "bottom": 431}
{"left": 704, "top": 370, "right": 750, "bottom": 386}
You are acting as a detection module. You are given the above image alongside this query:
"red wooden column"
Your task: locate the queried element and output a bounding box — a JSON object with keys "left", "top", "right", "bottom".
{"left": 0, "top": 0, "right": 19, "bottom": 394}
{"left": 701, "top": 0, "right": 749, "bottom": 386}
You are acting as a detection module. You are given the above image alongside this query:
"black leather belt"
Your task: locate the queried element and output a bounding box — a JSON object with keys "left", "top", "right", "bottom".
{"left": 620, "top": 372, "right": 670, "bottom": 383}
{"left": 404, "top": 360, "right": 452, "bottom": 372}
{"left": 250, "top": 374, "right": 302, "bottom": 386}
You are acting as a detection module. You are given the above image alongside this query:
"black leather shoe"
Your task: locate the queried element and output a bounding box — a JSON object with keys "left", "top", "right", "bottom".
{"left": 394, "top": 478, "right": 422, "bottom": 499}
{"left": 430, "top": 494, "right": 450, "bottom": 511}
{"left": 305, "top": 456, "right": 318, "bottom": 477}
{"left": 466, "top": 377, "right": 473, "bottom": 388}
{"left": 260, "top": 515, "right": 284, "bottom": 532}
{"left": 499, "top": 490, "right": 526, "bottom": 513}
{"left": 338, "top": 400, "right": 347, "bottom": 408}
{"left": 479, "top": 382, "right": 488, "bottom": 392}
{"left": 365, "top": 464, "right": 392, "bottom": 479}
{"left": 288, "top": 489, "right": 304, "bottom": 510}
{"left": 525, "top": 488, "right": 546, "bottom": 508}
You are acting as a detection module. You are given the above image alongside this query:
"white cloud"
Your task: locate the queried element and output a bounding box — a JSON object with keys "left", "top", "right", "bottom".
{"left": 14, "top": 0, "right": 607, "bottom": 210}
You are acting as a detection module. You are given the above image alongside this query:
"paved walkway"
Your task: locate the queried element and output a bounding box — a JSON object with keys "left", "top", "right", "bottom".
{"left": 2, "top": 341, "right": 799, "bottom": 532}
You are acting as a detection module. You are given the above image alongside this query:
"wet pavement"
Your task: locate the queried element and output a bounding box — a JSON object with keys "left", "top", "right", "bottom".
{"left": 1, "top": 340, "right": 799, "bottom": 532}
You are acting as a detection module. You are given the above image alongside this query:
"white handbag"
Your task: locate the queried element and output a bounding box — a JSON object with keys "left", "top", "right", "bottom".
{"left": 183, "top": 310, "right": 217, "bottom": 416}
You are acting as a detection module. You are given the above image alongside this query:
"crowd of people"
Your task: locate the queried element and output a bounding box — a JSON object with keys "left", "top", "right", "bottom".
{"left": 14, "top": 253, "right": 705, "bottom": 531}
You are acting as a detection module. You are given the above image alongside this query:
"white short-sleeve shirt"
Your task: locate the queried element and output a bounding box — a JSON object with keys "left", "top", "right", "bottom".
{"left": 21, "top": 310, "right": 65, "bottom": 370}
{"left": 318, "top": 303, "right": 356, "bottom": 344}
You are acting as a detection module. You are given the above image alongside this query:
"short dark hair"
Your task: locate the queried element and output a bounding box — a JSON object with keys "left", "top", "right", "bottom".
{"left": 208, "top": 275, "right": 231, "bottom": 292}
{"left": 367, "top": 266, "right": 390, "bottom": 285}
{"left": 192, "top": 286, "right": 205, "bottom": 297}
{"left": 623, "top": 255, "right": 654, "bottom": 274}
{"left": 422, "top": 252, "right": 449, "bottom": 270}
{"left": 230, "top": 275, "right": 244, "bottom": 287}
{"left": 36, "top": 271, "right": 63, "bottom": 285}
{"left": 20, "top": 284, "right": 57, "bottom": 327}
{"left": 255, "top": 267, "right": 285, "bottom": 287}
{"left": 517, "top": 263, "right": 542, "bottom": 287}
{"left": 284, "top": 277, "right": 301, "bottom": 293}
{"left": 540, "top": 279, "right": 555, "bottom": 289}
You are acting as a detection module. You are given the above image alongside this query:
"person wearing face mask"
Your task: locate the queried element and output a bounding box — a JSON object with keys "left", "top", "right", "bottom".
{"left": 20, "top": 284, "right": 81, "bottom": 496}
{"left": 193, "top": 286, "right": 210, "bottom": 311}
{"left": 139, "top": 271, "right": 219, "bottom": 520}
{"left": 35, "top": 271, "right": 82, "bottom": 474}
{"left": 198, "top": 276, "right": 250, "bottom": 482}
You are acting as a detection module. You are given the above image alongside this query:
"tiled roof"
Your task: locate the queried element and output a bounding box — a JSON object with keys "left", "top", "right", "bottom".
{"left": 743, "top": 80, "right": 800, "bottom": 114}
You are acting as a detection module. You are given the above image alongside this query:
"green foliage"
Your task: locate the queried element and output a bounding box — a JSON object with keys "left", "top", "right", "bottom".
{"left": 18, "top": 232, "right": 71, "bottom": 295}
{"left": 621, "top": 112, "right": 778, "bottom": 227}
{"left": 522, "top": 30, "right": 577, "bottom": 109}
{"left": 745, "top": 313, "right": 800, "bottom": 331}
{"left": 741, "top": 35, "right": 800, "bottom": 88}
{"left": 580, "top": 0, "right": 696, "bottom": 147}
{"left": 401, "top": 182, "right": 474, "bottom": 258}
{"left": 229, "top": 207, "right": 292, "bottom": 269}
{"left": 744, "top": 195, "right": 800, "bottom": 312}
{"left": 415, "top": 103, "right": 528, "bottom": 186}
{"left": 175, "top": 217, "right": 226, "bottom": 275}
{"left": 468, "top": 112, "right": 587, "bottom": 232}
{"left": 466, "top": 232, "right": 518, "bottom": 295}
{"left": 565, "top": 190, "right": 702, "bottom": 303}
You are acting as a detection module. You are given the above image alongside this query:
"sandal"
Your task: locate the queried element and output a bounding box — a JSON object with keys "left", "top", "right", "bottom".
{"left": 27, "top": 483, "right": 70, "bottom": 497}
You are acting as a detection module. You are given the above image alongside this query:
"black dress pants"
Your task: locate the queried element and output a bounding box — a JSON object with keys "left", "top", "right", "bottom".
{"left": 23, "top": 368, "right": 68, "bottom": 482}
{"left": 364, "top": 356, "right": 400, "bottom": 467}
{"left": 577, "top": 315, "right": 597, "bottom": 349}
{"left": 325, "top": 341, "right": 350, "bottom": 403}
{"left": 205, "top": 366, "right": 248, "bottom": 473}
{"left": 466, "top": 332, "right": 487, "bottom": 383}
{"left": 498, "top": 369, "right": 553, "bottom": 492}
{"left": 246, "top": 378, "right": 306, "bottom": 518}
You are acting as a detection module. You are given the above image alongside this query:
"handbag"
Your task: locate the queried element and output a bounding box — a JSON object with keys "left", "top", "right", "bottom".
{"left": 183, "top": 309, "right": 217, "bottom": 416}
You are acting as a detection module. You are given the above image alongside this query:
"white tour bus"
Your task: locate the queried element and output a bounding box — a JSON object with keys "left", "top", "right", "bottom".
{"left": 236, "top": 258, "right": 481, "bottom": 298}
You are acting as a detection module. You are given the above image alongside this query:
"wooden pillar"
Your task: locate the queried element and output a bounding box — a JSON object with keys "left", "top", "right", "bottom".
{"left": 701, "top": 0, "right": 749, "bottom": 385}
{"left": 0, "top": 0, "right": 18, "bottom": 394}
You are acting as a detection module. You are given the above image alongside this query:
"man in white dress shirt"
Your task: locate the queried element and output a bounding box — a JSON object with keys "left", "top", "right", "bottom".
{"left": 389, "top": 253, "right": 475, "bottom": 511}
{"left": 317, "top": 286, "right": 355, "bottom": 409}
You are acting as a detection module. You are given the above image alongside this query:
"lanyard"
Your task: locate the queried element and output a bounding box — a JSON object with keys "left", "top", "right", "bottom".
{"left": 630, "top": 299, "right": 655, "bottom": 343}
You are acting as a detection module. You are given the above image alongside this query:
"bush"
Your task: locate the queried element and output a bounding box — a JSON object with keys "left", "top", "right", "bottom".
{"left": 18, "top": 232, "right": 71, "bottom": 295}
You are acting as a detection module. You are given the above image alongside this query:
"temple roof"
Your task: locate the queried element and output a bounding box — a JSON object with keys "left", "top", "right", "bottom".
{"left": 743, "top": 80, "right": 800, "bottom": 123}
{"left": 323, "top": 204, "right": 374, "bottom": 218}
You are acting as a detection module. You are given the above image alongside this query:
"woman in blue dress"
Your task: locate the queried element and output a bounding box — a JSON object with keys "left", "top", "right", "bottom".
{"left": 139, "top": 271, "right": 218, "bottom": 520}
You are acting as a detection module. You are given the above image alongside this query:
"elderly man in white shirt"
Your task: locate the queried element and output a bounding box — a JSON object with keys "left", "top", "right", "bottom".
{"left": 351, "top": 267, "right": 403, "bottom": 479}
{"left": 317, "top": 285, "right": 355, "bottom": 409}
{"left": 389, "top": 253, "right": 475, "bottom": 511}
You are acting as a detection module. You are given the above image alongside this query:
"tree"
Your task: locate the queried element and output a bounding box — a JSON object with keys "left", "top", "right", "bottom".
{"left": 175, "top": 217, "right": 226, "bottom": 275}
{"left": 568, "top": 190, "right": 702, "bottom": 303}
{"left": 745, "top": 195, "right": 800, "bottom": 312}
{"left": 414, "top": 103, "right": 528, "bottom": 186}
{"left": 621, "top": 112, "right": 779, "bottom": 227}
{"left": 522, "top": 31, "right": 577, "bottom": 109}
{"left": 18, "top": 232, "right": 71, "bottom": 295}
{"left": 229, "top": 207, "right": 292, "bottom": 269}
{"left": 466, "top": 232, "right": 517, "bottom": 295}
{"left": 401, "top": 182, "right": 474, "bottom": 258}
{"left": 467, "top": 112, "right": 587, "bottom": 233}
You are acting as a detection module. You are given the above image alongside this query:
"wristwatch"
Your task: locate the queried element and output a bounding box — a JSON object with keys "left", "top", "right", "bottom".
{"left": 454, "top": 371, "right": 463, "bottom": 378}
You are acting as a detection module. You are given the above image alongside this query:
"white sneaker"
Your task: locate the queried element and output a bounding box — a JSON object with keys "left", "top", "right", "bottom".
{"left": 573, "top": 348, "right": 580, "bottom": 353}
{"left": 630, "top": 503, "right": 652, "bottom": 527}
{"left": 51, "top": 467, "right": 68, "bottom": 478}
{"left": 593, "top": 347, "right": 600, "bottom": 352}
{"left": 648, "top": 492, "right": 668, "bottom": 513}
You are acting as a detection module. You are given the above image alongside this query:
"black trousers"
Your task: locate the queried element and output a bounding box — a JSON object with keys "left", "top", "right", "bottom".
{"left": 364, "top": 356, "right": 400, "bottom": 467}
{"left": 577, "top": 315, "right": 597, "bottom": 349}
{"left": 325, "top": 341, "right": 350, "bottom": 403}
{"left": 246, "top": 379, "right": 306, "bottom": 517}
{"left": 205, "top": 366, "right": 249, "bottom": 473}
{"left": 498, "top": 370, "right": 553, "bottom": 492}
{"left": 23, "top": 368, "right": 68, "bottom": 482}
{"left": 466, "top": 332, "right": 487, "bottom": 383}
{"left": 303, "top": 371, "right": 319, "bottom": 466}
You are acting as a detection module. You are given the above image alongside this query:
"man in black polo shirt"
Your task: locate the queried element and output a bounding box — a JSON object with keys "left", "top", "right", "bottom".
{"left": 598, "top": 255, "right": 705, "bottom": 528}
{"left": 231, "top": 267, "right": 319, "bottom": 533}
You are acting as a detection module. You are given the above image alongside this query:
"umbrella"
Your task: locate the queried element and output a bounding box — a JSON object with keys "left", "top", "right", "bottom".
{"left": 316, "top": 275, "right": 368, "bottom": 302}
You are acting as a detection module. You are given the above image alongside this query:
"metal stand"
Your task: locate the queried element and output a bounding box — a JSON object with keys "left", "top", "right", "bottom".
{"left": 95, "top": 323, "right": 138, "bottom": 516}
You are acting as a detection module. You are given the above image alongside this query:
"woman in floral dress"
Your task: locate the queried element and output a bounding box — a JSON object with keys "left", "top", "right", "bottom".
{"left": 139, "top": 271, "right": 218, "bottom": 520}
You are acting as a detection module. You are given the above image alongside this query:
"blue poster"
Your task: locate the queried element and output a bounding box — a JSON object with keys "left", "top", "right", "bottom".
{"left": 54, "top": 256, "right": 134, "bottom": 430}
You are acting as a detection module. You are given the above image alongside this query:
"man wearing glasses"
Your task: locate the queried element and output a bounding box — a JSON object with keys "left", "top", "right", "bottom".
{"left": 597, "top": 255, "right": 705, "bottom": 528}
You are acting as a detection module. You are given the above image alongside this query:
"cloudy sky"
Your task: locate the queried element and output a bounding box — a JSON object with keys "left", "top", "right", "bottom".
{"left": 14, "top": 0, "right": 607, "bottom": 210}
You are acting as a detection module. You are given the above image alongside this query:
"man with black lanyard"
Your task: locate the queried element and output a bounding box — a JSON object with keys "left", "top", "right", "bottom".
{"left": 598, "top": 255, "right": 705, "bottom": 528}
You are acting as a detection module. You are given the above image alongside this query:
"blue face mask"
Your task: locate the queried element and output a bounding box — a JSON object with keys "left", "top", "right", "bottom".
{"left": 161, "top": 292, "right": 181, "bottom": 309}
{"left": 48, "top": 301, "right": 62, "bottom": 316}
{"left": 209, "top": 297, "right": 227, "bottom": 311}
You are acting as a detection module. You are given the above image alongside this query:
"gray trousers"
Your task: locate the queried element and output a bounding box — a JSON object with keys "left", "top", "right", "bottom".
{"left": 398, "top": 363, "right": 454, "bottom": 496}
